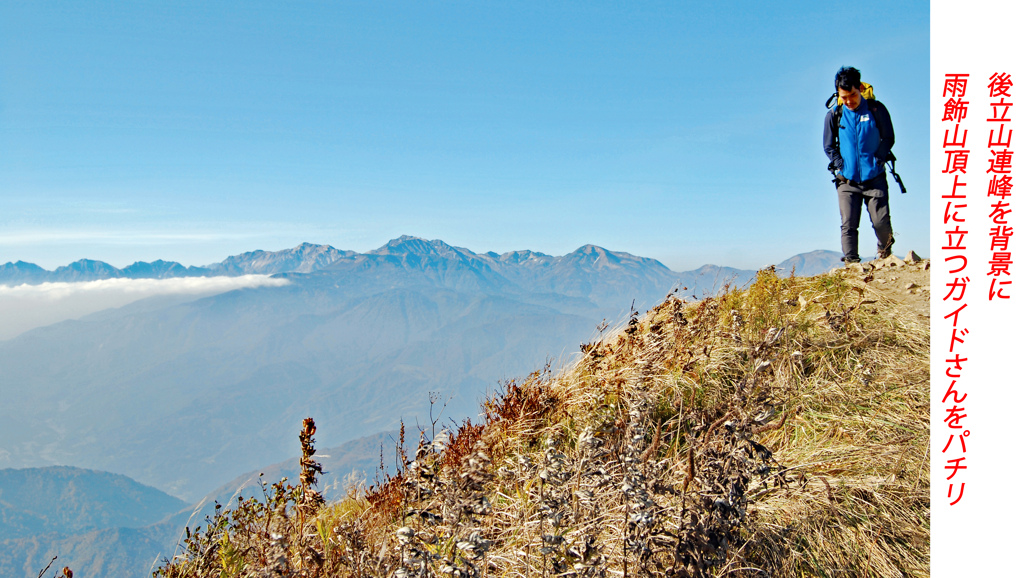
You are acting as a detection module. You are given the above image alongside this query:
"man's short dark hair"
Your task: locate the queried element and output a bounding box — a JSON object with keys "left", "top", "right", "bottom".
{"left": 835, "top": 66, "right": 862, "bottom": 91}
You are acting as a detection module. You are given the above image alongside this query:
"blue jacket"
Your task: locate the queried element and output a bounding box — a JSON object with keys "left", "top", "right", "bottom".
{"left": 823, "top": 99, "right": 894, "bottom": 183}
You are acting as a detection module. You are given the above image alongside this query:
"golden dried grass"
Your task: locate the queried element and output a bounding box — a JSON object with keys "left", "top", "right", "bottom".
{"left": 156, "top": 265, "right": 929, "bottom": 577}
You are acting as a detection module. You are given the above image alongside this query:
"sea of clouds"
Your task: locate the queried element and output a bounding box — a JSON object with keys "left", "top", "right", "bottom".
{"left": 0, "top": 275, "right": 290, "bottom": 340}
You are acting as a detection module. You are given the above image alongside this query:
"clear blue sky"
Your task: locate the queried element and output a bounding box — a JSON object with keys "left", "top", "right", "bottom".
{"left": 0, "top": 1, "right": 929, "bottom": 271}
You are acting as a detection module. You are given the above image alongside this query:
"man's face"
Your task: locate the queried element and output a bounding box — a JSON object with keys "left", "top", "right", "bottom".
{"left": 839, "top": 85, "right": 862, "bottom": 110}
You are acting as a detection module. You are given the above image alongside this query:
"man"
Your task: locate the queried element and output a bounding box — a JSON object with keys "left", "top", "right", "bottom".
{"left": 823, "top": 66, "right": 895, "bottom": 264}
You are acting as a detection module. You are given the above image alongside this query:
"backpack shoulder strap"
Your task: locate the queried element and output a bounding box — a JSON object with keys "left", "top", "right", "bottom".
{"left": 864, "top": 100, "right": 906, "bottom": 193}
{"left": 831, "top": 105, "right": 842, "bottom": 146}
{"left": 868, "top": 101, "right": 896, "bottom": 161}
{"left": 826, "top": 105, "right": 844, "bottom": 178}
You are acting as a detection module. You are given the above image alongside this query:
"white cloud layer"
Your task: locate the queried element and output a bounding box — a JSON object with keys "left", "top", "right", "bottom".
{"left": 0, "top": 275, "right": 290, "bottom": 340}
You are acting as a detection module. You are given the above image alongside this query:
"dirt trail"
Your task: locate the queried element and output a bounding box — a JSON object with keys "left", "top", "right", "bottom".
{"left": 833, "top": 251, "right": 931, "bottom": 321}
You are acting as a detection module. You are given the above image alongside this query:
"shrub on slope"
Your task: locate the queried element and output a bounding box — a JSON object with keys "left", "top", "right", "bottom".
{"left": 156, "top": 265, "right": 928, "bottom": 577}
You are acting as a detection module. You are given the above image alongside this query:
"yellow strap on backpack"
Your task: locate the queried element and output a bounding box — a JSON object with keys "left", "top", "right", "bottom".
{"left": 837, "top": 82, "right": 875, "bottom": 106}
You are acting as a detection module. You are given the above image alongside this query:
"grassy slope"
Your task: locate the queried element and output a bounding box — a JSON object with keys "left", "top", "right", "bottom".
{"left": 156, "top": 264, "right": 929, "bottom": 578}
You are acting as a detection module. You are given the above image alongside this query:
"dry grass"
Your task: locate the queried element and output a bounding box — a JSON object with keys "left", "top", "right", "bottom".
{"left": 155, "top": 265, "right": 929, "bottom": 577}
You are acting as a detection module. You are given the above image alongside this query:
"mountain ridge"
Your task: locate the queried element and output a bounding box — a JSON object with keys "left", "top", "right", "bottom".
{"left": 0, "top": 253, "right": 927, "bottom": 578}
{"left": 152, "top": 257, "right": 930, "bottom": 577}
{"left": 0, "top": 239, "right": 843, "bottom": 505}
{"left": 0, "top": 237, "right": 842, "bottom": 286}
{"left": 0, "top": 466, "right": 186, "bottom": 541}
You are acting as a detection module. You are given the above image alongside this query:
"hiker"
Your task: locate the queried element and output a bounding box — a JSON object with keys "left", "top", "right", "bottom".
{"left": 823, "top": 66, "right": 895, "bottom": 264}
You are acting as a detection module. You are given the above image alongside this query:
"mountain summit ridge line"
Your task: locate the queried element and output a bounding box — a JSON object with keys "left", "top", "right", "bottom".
{"left": 0, "top": 235, "right": 841, "bottom": 286}
{"left": 0, "top": 236, "right": 842, "bottom": 501}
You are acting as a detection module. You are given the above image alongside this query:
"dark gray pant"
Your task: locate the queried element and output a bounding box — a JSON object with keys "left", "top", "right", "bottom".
{"left": 837, "top": 173, "right": 893, "bottom": 261}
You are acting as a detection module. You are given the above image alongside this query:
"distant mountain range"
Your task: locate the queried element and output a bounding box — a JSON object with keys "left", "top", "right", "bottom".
{"left": 0, "top": 239, "right": 843, "bottom": 577}
{"left": 0, "top": 237, "right": 842, "bottom": 506}
{"left": 0, "top": 238, "right": 840, "bottom": 286}
{"left": 0, "top": 433, "right": 398, "bottom": 578}
{"left": 775, "top": 249, "right": 848, "bottom": 277}
{"left": 0, "top": 466, "right": 186, "bottom": 578}
{"left": 0, "top": 242, "right": 356, "bottom": 285}
{"left": 0, "top": 466, "right": 186, "bottom": 541}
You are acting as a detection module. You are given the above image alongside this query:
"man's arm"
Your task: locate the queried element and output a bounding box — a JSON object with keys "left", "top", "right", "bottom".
{"left": 873, "top": 101, "right": 895, "bottom": 162}
{"left": 823, "top": 108, "right": 843, "bottom": 170}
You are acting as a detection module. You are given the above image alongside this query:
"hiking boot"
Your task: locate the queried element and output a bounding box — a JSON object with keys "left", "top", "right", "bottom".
{"left": 843, "top": 257, "right": 861, "bottom": 264}
{"left": 878, "top": 234, "right": 895, "bottom": 260}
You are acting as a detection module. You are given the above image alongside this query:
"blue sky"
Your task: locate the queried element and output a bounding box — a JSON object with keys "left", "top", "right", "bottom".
{"left": 0, "top": 1, "right": 929, "bottom": 271}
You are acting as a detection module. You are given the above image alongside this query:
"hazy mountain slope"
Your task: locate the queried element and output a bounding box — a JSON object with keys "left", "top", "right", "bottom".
{"left": 0, "top": 432, "right": 407, "bottom": 578}
{"left": 0, "top": 239, "right": 833, "bottom": 504}
{"left": 0, "top": 242, "right": 353, "bottom": 286}
{"left": 516, "top": 244, "right": 676, "bottom": 300}
{"left": 0, "top": 241, "right": 859, "bottom": 577}
{"left": 0, "top": 241, "right": 843, "bottom": 288}
{"left": 0, "top": 467, "right": 186, "bottom": 578}
{"left": 776, "top": 249, "right": 844, "bottom": 276}
{"left": 49, "top": 259, "right": 123, "bottom": 283}
{"left": 0, "top": 524, "right": 178, "bottom": 578}
{"left": 0, "top": 467, "right": 186, "bottom": 541}
{"left": 155, "top": 260, "right": 931, "bottom": 578}
{"left": 209, "top": 242, "right": 356, "bottom": 275}
{"left": 0, "top": 262, "right": 48, "bottom": 285}
{"left": 325, "top": 238, "right": 514, "bottom": 295}
{"left": 0, "top": 271, "right": 594, "bottom": 500}
{"left": 191, "top": 430, "right": 404, "bottom": 519}
{"left": 121, "top": 260, "right": 209, "bottom": 279}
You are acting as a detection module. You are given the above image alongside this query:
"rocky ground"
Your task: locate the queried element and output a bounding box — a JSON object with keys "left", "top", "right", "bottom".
{"left": 832, "top": 250, "right": 931, "bottom": 321}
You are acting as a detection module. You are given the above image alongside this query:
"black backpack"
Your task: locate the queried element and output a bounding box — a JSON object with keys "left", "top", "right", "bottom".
{"left": 825, "top": 85, "right": 907, "bottom": 194}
